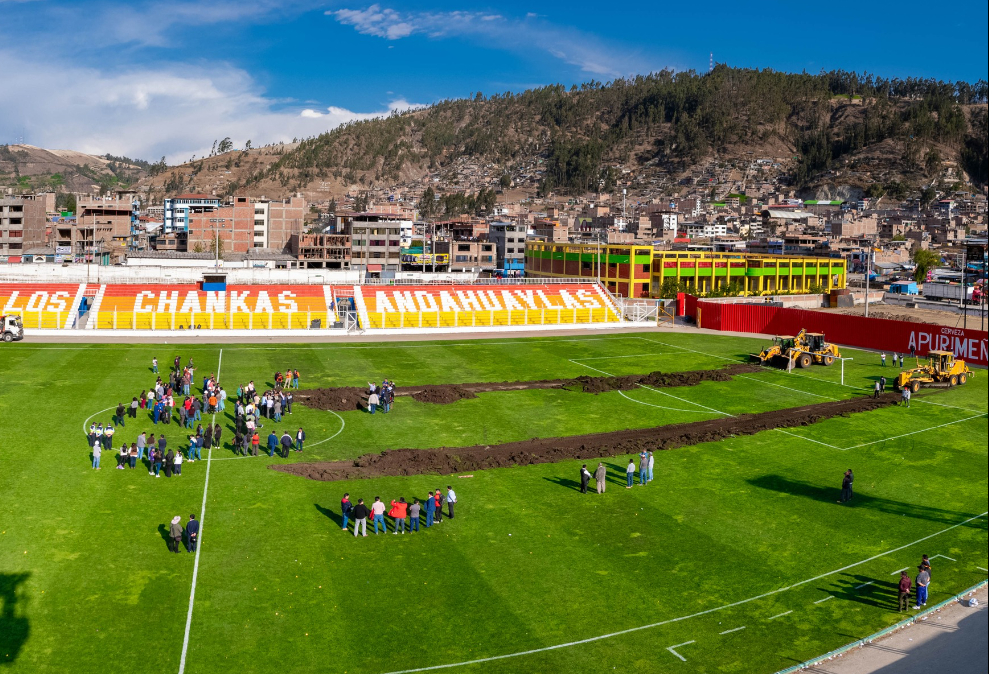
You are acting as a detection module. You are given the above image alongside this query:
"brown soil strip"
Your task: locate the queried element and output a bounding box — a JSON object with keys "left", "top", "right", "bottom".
{"left": 272, "top": 392, "right": 902, "bottom": 482}
{"left": 297, "top": 363, "right": 763, "bottom": 411}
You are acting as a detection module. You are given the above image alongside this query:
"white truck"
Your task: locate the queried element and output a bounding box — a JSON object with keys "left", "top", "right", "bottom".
{"left": 923, "top": 282, "right": 973, "bottom": 304}
{"left": 2, "top": 314, "right": 25, "bottom": 342}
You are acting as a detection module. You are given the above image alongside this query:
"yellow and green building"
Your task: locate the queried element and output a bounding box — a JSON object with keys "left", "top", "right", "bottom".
{"left": 524, "top": 242, "right": 846, "bottom": 297}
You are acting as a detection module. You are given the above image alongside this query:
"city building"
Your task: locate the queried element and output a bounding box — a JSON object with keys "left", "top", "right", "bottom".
{"left": 652, "top": 251, "right": 846, "bottom": 294}
{"left": 184, "top": 195, "right": 306, "bottom": 254}
{"left": 75, "top": 193, "right": 139, "bottom": 252}
{"left": 487, "top": 221, "right": 527, "bottom": 275}
{"left": 346, "top": 212, "right": 408, "bottom": 275}
{"left": 440, "top": 239, "right": 497, "bottom": 273}
{"left": 288, "top": 233, "right": 352, "bottom": 269}
{"left": 524, "top": 242, "right": 654, "bottom": 297}
{"left": 163, "top": 194, "right": 221, "bottom": 233}
{"left": 0, "top": 195, "right": 47, "bottom": 257}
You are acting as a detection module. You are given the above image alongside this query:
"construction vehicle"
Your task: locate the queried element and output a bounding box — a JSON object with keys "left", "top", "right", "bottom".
{"left": 751, "top": 329, "right": 841, "bottom": 368}
{"left": 1, "top": 314, "right": 24, "bottom": 342}
{"left": 895, "top": 350, "right": 973, "bottom": 393}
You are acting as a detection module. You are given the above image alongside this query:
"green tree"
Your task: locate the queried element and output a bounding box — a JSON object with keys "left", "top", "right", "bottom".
{"left": 499, "top": 173, "right": 512, "bottom": 189}
{"left": 420, "top": 186, "right": 435, "bottom": 218}
{"left": 913, "top": 248, "right": 941, "bottom": 282}
{"left": 353, "top": 191, "right": 370, "bottom": 212}
{"left": 920, "top": 186, "right": 937, "bottom": 207}
{"left": 327, "top": 198, "right": 337, "bottom": 214}
{"left": 217, "top": 137, "right": 233, "bottom": 154}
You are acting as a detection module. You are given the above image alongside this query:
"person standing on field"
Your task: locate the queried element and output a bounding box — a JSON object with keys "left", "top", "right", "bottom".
{"left": 91, "top": 438, "right": 102, "bottom": 469}
{"left": 152, "top": 357, "right": 158, "bottom": 374}
{"left": 639, "top": 452, "right": 649, "bottom": 486}
{"left": 446, "top": 486, "right": 457, "bottom": 518}
{"left": 409, "top": 499, "right": 421, "bottom": 532}
{"left": 352, "top": 499, "right": 369, "bottom": 537}
{"left": 434, "top": 489, "right": 444, "bottom": 524}
{"left": 390, "top": 497, "right": 408, "bottom": 534}
{"left": 185, "top": 514, "right": 199, "bottom": 553}
{"left": 340, "top": 493, "right": 352, "bottom": 531}
{"left": 647, "top": 451, "right": 655, "bottom": 482}
{"left": 279, "top": 431, "right": 293, "bottom": 458}
{"left": 425, "top": 491, "right": 436, "bottom": 527}
{"left": 169, "top": 516, "right": 183, "bottom": 553}
{"left": 880, "top": 376, "right": 886, "bottom": 393}
{"left": 594, "top": 463, "right": 607, "bottom": 494}
{"left": 898, "top": 571, "right": 912, "bottom": 611}
{"left": 914, "top": 565, "right": 930, "bottom": 608}
{"left": 902, "top": 387, "right": 911, "bottom": 408}
{"left": 371, "top": 496, "right": 387, "bottom": 534}
{"left": 579, "top": 464, "right": 591, "bottom": 494}
{"left": 295, "top": 427, "right": 305, "bottom": 452}
{"left": 839, "top": 469, "right": 853, "bottom": 503}
{"left": 367, "top": 390, "right": 379, "bottom": 414}
{"left": 874, "top": 381, "right": 881, "bottom": 398}
{"left": 626, "top": 459, "right": 635, "bottom": 488}
{"left": 881, "top": 352, "right": 886, "bottom": 366}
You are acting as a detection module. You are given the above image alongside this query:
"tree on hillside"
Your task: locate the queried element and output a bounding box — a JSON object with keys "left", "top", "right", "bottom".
{"left": 353, "top": 191, "right": 370, "bottom": 212}
{"left": 218, "top": 137, "right": 233, "bottom": 154}
{"left": 913, "top": 248, "right": 941, "bottom": 282}
{"left": 420, "top": 186, "right": 436, "bottom": 218}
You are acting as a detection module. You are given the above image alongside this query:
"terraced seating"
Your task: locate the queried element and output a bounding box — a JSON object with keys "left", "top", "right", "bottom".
{"left": 0, "top": 283, "right": 82, "bottom": 329}
{"left": 358, "top": 283, "right": 620, "bottom": 329}
{"left": 93, "top": 284, "right": 335, "bottom": 330}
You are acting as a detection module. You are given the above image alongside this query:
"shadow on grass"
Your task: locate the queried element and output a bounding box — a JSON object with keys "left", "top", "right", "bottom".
{"left": 0, "top": 573, "right": 30, "bottom": 666}
{"left": 542, "top": 476, "right": 582, "bottom": 492}
{"left": 315, "top": 503, "right": 344, "bottom": 527}
{"left": 747, "top": 475, "right": 983, "bottom": 527}
{"left": 156, "top": 524, "right": 172, "bottom": 551}
{"left": 821, "top": 573, "right": 900, "bottom": 610}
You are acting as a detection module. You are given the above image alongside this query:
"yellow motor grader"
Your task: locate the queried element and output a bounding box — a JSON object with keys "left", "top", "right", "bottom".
{"left": 751, "top": 329, "right": 841, "bottom": 368}
{"left": 895, "top": 350, "right": 973, "bottom": 393}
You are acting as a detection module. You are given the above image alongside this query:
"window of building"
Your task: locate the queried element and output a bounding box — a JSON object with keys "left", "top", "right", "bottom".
{"left": 482, "top": 245, "right": 493, "bottom": 251}
{"left": 455, "top": 255, "right": 469, "bottom": 262}
{"left": 458, "top": 244, "right": 470, "bottom": 251}
{"left": 7, "top": 230, "right": 23, "bottom": 238}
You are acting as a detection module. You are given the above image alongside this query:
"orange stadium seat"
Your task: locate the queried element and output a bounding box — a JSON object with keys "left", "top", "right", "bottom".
{"left": 0, "top": 283, "right": 82, "bottom": 329}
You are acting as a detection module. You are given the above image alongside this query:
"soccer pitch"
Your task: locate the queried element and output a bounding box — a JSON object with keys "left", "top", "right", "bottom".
{"left": 0, "top": 332, "right": 986, "bottom": 674}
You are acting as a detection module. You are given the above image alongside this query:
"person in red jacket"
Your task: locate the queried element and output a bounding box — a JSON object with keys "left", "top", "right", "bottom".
{"left": 433, "top": 489, "right": 443, "bottom": 524}
{"left": 390, "top": 497, "right": 409, "bottom": 534}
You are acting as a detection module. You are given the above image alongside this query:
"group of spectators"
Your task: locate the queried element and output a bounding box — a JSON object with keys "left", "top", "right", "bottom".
{"left": 366, "top": 379, "right": 395, "bottom": 414}
{"left": 340, "top": 487, "right": 458, "bottom": 536}
{"left": 577, "top": 450, "right": 656, "bottom": 493}
{"left": 232, "top": 381, "right": 295, "bottom": 434}
{"left": 897, "top": 555, "right": 934, "bottom": 611}
{"left": 167, "top": 514, "right": 200, "bottom": 553}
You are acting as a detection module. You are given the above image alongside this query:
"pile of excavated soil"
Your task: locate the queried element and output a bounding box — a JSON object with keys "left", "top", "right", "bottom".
{"left": 297, "top": 364, "right": 761, "bottom": 411}
{"left": 566, "top": 363, "right": 761, "bottom": 394}
{"left": 273, "top": 393, "right": 902, "bottom": 482}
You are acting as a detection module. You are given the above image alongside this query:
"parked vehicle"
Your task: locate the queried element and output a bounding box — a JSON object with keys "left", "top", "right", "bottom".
{"left": 1, "top": 314, "right": 24, "bottom": 342}
{"left": 888, "top": 281, "right": 919, "bottom": 295}
{"left": 923, "top": 282, "right": 974, "bottom": 303}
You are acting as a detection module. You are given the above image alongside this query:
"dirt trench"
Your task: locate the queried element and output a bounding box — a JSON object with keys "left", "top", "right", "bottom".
{"left": 296, "top": 363, "right": 763, "bottom": 411}
{"left": 272, "top": 393, "right": 903, "bottom": 482}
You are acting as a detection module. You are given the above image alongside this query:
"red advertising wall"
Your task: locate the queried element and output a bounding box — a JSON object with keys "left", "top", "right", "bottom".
{"left": 694, "top": 299, "right": 988, "bottom": 367}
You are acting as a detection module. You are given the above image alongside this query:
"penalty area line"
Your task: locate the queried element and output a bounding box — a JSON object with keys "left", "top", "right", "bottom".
{"left": 376, "top": 511, "right": 987, "bottom": 674}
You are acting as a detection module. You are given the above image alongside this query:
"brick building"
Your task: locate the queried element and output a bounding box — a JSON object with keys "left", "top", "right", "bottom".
{"left": 0, "top": 196, "right": 47, "bottom": 256}
{"left": 185, "top": 195, "right": 306, "bottom": 254}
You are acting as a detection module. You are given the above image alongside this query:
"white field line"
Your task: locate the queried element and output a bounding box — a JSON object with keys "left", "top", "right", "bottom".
{"left": 913, "top": 398, "right": 989, "bottom": 415}
{"left": 616, "top": 390, "right": 720, "bottom": 414}
{"left": 720, "top": 626, "right": 746, "bottom": 635}
{"left": 82, "top": 406, "right": 116, "bottom": 434}
{"left": 855, "top": 581, "right": 874, "bottom": 590}
{"left": 178, "top": 348, "right": 222, "bottom": 674}
{"left": 977, "top": 567, "right": 988, "bottom": 572}
{"left": 666, "top": 641, "right": 696, "bottom": 662}
{"left": 735, "top": 375, "right": 837, "bottom": 400}
{"left": 570, "top": 353, "right": 666, "bottom": 361}
{"left": 209, "top": 410, "right": 346, "bottom": 461}
{"left": 891, "top": 567, "right": 910, "bottom": 575}
{"left": 768, "top": 611, "right": 792, "bottom": 620}
{"left": 377, "top": 511, "right": 988, "bottom": 674}
{"left": 775, "top": 414, "right": 986, "bottom": 452}
{"left": 813, "top": 596, "right": 835, "bottom": 604}
{"left": 568, "top": 359, "right": 731, "bottom": 416}
{"left": 774, "top": 429, "right": 842, "bottom": 450}
{"left": 843, "top": 415, "right": 986, "bottom": 450}
{"left": 931, "top": 554, "right": 957, "bottom": 562}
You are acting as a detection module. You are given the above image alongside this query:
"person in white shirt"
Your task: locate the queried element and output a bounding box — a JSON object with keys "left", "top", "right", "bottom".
{"left": 370, "top": 497, "right": 387, "bottom": 534}
{"left": 446, "top": 486, "right": 457, "bottom": 518}
{"left": 174, "top": 451, "right": 183, "bottom": 475}
{"left": 648, "top": 451, "right": 655, "bottom": 482}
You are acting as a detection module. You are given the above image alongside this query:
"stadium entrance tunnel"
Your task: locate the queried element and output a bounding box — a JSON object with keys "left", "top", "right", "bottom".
{"left": 274, "top": 393, "right": 904, "bottom": 481}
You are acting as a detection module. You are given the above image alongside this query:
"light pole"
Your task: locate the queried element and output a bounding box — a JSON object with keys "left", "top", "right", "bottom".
{"left": 864, "top": 244, "right": 872, "bottom": 318}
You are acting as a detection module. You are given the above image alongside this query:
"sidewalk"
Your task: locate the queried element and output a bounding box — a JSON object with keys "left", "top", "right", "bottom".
{"left": 806, "top": 585, "right": 987, "bottom": 674}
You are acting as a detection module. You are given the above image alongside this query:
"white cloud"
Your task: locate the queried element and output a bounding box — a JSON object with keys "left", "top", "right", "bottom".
{"left": 0, "top": 50, "right": 419, "bottom": 163}
{"left": 329, "top": 5, "right": 644, "bottom": 78}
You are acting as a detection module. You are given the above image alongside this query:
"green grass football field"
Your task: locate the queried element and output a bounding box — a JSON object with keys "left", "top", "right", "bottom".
{"left": 0, "top": 331, "right": 986, "bottom": 674}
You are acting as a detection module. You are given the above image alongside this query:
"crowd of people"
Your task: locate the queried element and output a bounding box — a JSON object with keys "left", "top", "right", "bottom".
{"left": 88, "top": 357, "right": 306, "bottom": 471}
{"left": 366, "top": 379, "right": 396, "bottom": 414}
{"left": 340, "top": 486, "right": 458, "bottom": 536}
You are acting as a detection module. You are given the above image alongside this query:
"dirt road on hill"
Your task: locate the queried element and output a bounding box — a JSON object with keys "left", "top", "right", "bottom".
{"left": 297, "top": 363, "right": 764, "bottom": 411}
{"left": 273, "top": 392, "right": 901, "bottom": 481}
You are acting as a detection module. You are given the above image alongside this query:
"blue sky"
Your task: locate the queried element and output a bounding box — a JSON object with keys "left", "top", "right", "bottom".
{"left": 1, "top": 0, "right": 986, "bottom": 162}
